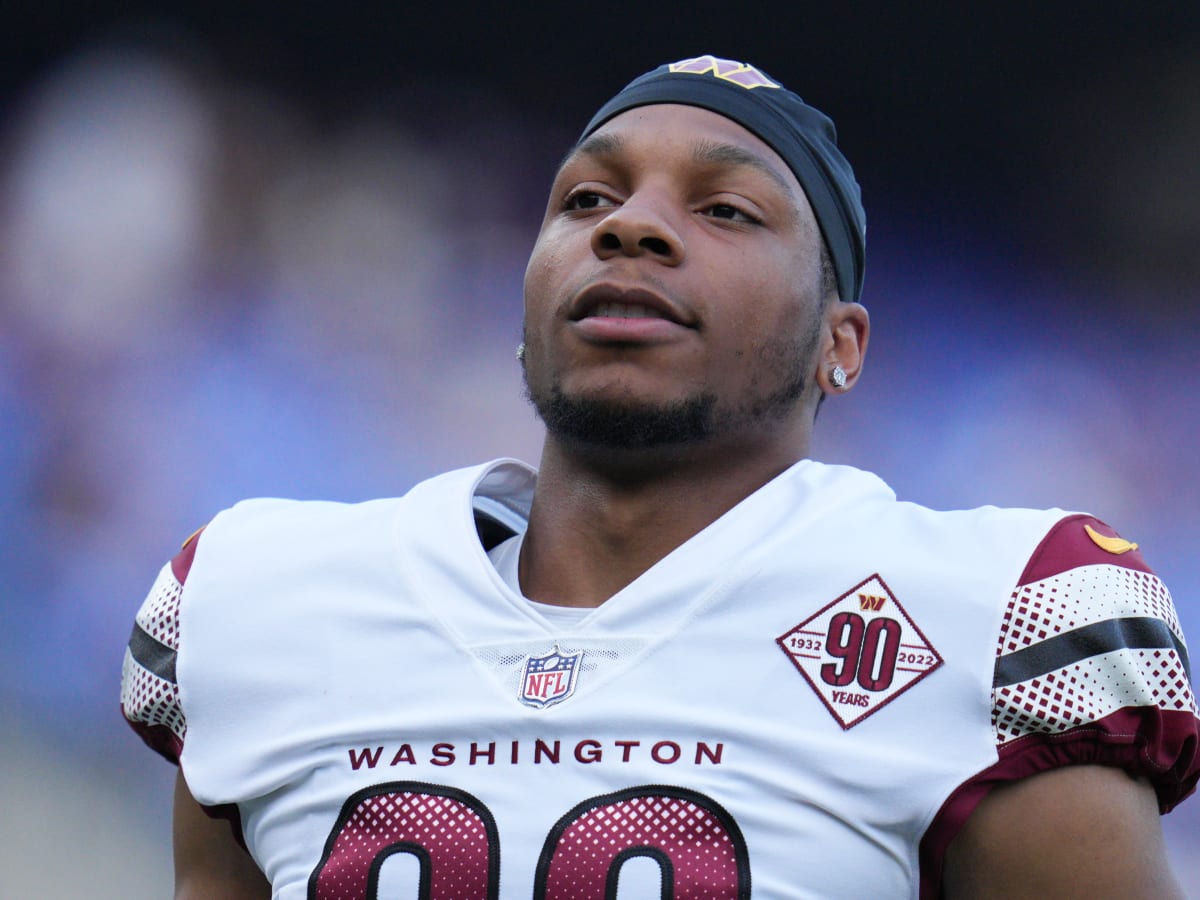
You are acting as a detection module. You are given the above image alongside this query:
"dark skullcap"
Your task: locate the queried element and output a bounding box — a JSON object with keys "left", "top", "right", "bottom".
{"left": 581, "top": 55, "right": 866, "bottom": 303}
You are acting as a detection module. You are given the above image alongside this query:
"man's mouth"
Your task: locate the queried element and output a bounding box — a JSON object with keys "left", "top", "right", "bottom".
{"left": 569, "top": 284, "right": 696, "bottom": 328}
{"left": 589, "top": 302, "right": 668, "bottom": 319}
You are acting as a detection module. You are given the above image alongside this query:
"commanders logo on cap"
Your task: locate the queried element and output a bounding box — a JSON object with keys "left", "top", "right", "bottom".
{"left": 667, "top": 55, "right": 780, "bottom": 90}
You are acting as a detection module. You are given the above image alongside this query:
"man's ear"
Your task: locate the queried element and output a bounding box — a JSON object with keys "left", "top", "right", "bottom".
{"left": 816, "top": 302, "right": 869, "bottom": 394}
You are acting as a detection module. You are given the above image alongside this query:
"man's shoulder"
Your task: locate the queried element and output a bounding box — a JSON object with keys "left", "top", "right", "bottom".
{"left": 801, "top": 462, "right": 1163, "bottom": 603}
{"left": 803, "top": 460, "right": 1075, "bottom": 545}
{"left": 204, "top": 459, "right": 533, "bottom": 539}
{"left": 206, "top": 494, "right": 398, "bottom": 537}
{"left": 178, "top": 459, "right": 534, "bottom": 588}
{"left": 907, "top": 503, "right": 1151, "bottom": 585}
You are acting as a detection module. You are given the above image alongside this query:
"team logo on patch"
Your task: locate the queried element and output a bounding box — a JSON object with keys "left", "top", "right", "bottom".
{"left": 668, "top": 55, "right": 780, "bottom": 90}
{"left": 519, "top": 646, "right": 583, "bottom": 709}
{"left": 776, "top": 575, "right": 942, "bottom": 729}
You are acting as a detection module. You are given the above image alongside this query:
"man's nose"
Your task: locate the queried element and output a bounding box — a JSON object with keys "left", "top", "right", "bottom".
{"left": 590, "top": 192, "right": 684, "bottom": 264}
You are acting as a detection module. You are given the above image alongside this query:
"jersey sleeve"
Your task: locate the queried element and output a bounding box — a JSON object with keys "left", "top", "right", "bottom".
{"left": 989, "top": 514, "right": 1199, "bottom": 804}
{"left": 119, "top": 530, "right": 202, "bottom": 764}
{"left": 919, "top": 514, "right": 1200, "bottom": 895}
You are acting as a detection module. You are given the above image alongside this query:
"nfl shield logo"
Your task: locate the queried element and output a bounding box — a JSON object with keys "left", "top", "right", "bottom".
{"left": 519, "top": 647, "right": 583, "bottom": 709}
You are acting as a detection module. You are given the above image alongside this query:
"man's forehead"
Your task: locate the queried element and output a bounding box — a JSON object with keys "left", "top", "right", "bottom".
{"left": 560, "top": 105, "right": 799, "bottom": 193}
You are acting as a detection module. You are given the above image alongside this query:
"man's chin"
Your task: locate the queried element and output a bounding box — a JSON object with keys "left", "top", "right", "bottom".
{"left": 531, "top": 387, "right": 717, "bottom": 451}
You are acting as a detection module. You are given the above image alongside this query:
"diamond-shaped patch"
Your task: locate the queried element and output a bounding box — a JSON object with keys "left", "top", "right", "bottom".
{"left": 776, "top": 574, "right": 943, "bottom": 729}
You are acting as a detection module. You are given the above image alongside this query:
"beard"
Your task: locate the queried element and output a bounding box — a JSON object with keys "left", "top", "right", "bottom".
{"left": 530, "top": 384, "right": 719, "bottom": 449}
{"left": 523, "top": 327, "right": 814, "bottom": 451}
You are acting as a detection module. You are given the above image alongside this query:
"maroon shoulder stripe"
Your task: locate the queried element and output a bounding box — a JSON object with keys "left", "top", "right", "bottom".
{"left": 171, "top": 527, "right": 204, "bottom": 584}
{"left": 1018, "top": 514, "right": 1152, "bottom": 585}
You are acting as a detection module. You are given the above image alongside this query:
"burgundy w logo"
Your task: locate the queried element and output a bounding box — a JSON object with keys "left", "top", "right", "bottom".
{"left": 858, "top": 594, "right": 887, "bottom": 612}
{"left": 668, "top": 56, "right": 780, "bottom": 90}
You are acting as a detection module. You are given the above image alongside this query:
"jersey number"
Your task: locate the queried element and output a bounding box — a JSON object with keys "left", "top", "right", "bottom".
{"left": 308, "top": 782, "right": 750, "bottom": 899}
{"left": 820, "top": 612, "right": 902, "bottom": 692}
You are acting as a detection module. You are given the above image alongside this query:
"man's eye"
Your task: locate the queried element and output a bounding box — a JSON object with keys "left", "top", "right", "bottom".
{"left": 565, "top": 191, "right": 614, "bottom": 211}
{"left": 704, "top": 203, "right": 759, "bottom": 224}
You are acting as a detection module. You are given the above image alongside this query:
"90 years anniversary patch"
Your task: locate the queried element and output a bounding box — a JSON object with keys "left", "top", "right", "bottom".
{"left": 777, "top": 575, "right": 943, "bottom": 729}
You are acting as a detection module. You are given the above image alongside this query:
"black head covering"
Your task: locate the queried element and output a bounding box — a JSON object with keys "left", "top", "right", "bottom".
{"left": 581, "top": 55, "right": 866, "bottom": 303}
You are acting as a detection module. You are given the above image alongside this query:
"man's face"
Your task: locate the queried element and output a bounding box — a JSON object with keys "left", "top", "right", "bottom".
{"left": 522, "top": 103, "right": 830, "bottom": 453}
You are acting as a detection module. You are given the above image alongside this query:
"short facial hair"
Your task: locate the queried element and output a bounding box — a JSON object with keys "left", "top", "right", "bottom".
{"left": 530, "top": 384, "right": 717, "bottom": 449}
{"left": 523, "top": 322, "right": 815, "bottom": 451}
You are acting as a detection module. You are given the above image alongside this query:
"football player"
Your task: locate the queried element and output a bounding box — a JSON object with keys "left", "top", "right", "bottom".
{"left": 124, "top": 56, "right": 1198, "bottom": 898}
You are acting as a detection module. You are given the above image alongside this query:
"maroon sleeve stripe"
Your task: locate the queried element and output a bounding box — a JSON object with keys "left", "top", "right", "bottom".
{"left": 171, "top": 528, "right": 204, "bottom": 585}
{"left": 126, "top": 718, "right": 184, "bottom": 766}
{"left": 918, "top": 705, "right": 1200, "bottom": 899}
{"left": 1018, "top": 514, "right": 1152, "bottom": 585}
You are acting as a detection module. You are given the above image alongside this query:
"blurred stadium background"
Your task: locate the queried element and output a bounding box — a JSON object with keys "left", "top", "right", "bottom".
{"left": 1, "top": 2, "right": 1197, "bottom": 896}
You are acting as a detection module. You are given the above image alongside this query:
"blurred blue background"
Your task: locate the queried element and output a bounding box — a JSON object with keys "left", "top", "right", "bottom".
{"left": 1, "top": 3, "right": 1197, "bottom": 895}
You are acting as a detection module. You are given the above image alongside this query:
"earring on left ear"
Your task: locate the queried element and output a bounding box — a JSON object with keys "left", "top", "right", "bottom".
{"left": 516, "top": 342, "right": 526, "bottom": 362}
{"left": 830, "top": 365, "right": 847, "bottom": 389}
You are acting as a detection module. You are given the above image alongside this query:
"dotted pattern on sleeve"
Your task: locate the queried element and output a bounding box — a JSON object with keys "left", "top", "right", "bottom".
{"left": 120, "top": 563, "right": 187, "bottom": 744}
{"left": 993, "top": 563, "right": 1195, "bottom": 745}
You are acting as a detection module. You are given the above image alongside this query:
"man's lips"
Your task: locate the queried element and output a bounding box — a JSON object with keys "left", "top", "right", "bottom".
{"left": 567, "top": 284, "right": 697, "bottom": 344}
{"left": 568, "top": 283, "right": 696, "bottom": 328}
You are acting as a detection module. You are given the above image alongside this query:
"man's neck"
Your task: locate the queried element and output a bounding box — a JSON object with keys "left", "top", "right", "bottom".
{"left": 518, "top": 436, "right": 807, "bottom": 608}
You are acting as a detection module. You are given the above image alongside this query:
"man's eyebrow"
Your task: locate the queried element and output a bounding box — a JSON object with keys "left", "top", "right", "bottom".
{"left": 691, "top": 140, "right": 795, "bottom": 195}
{"left": 555, "top": 132, "right": 625, "bottom": 173}
{"left": 553, "top": 133, "right": 795, "bottom": 199}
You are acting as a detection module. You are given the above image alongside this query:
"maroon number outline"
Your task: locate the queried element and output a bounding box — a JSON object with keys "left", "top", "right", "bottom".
{"left": 306, "top": 780, "right": 500, "bottom": 900}
{"left": 308, "top": 783, "right": 749, "bottom": 899}
{"left": 533, "top": 785, "right": 751, "bottom": 899}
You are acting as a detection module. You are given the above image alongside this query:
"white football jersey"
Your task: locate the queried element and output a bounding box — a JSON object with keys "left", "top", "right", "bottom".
{"left": 122, "top": 459, "right": 1199, "bottom": 898}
